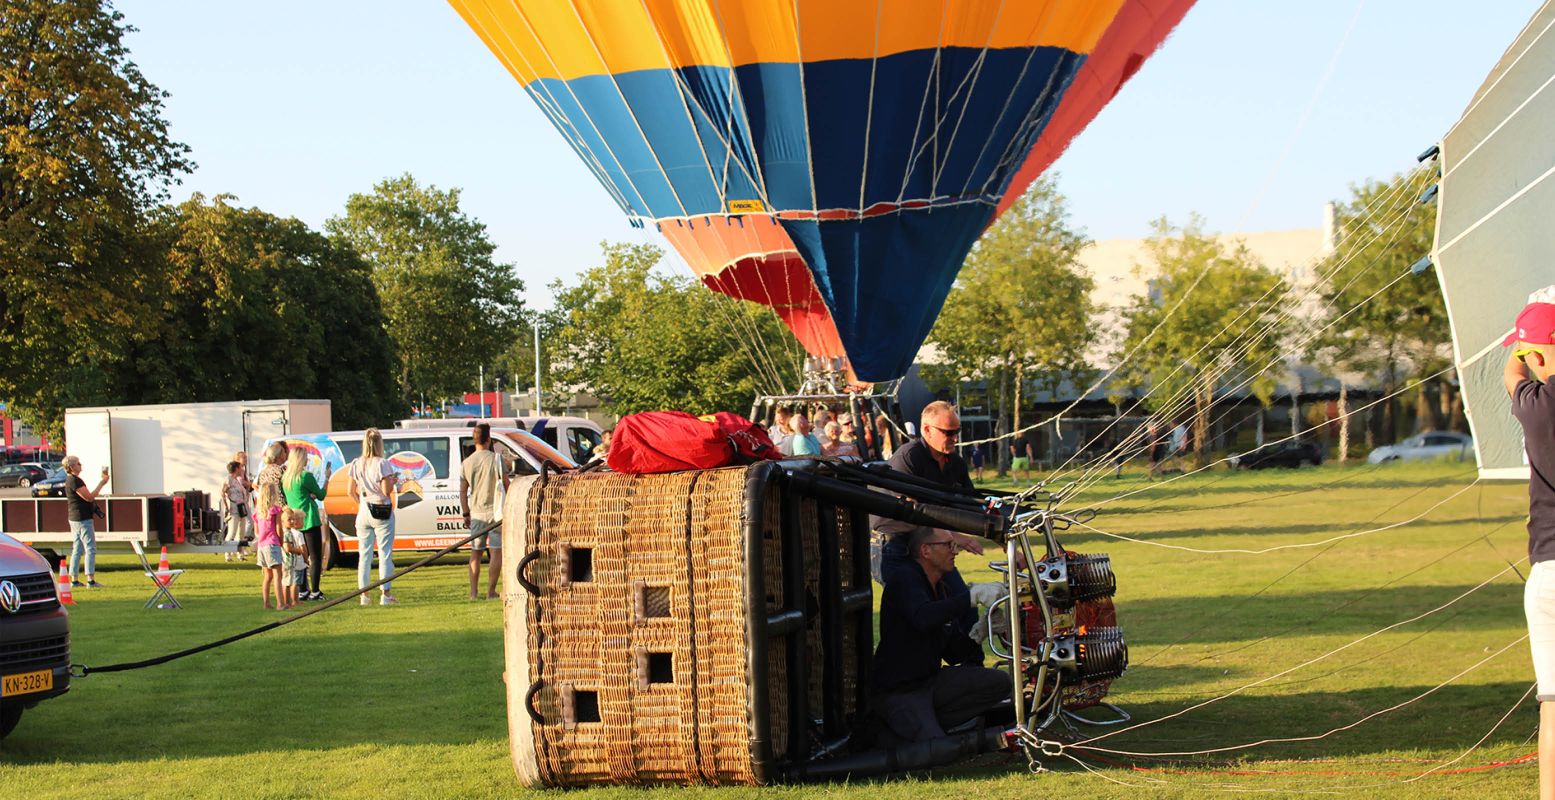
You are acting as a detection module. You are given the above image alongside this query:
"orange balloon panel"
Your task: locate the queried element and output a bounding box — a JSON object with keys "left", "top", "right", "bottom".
{"left": 772, "top": 303, "right": 845, "bottom": 361}
{"left": 662, "top": 215, "right": 845, "bottom": 358}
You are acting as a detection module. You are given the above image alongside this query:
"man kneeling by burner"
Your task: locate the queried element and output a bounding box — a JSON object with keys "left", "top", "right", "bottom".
{"left": 869, "top": 526, "right": 1011, "bottom": 743}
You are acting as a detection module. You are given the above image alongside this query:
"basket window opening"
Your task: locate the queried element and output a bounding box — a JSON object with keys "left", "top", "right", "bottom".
{"left": 573, "top": 690, "right": 601, "bottom": 723}
{"left": 647, "top": 652, "right": 673, "bottom": 684}
{"left": 569, "top": 547, "right": 593, "bottom": 583}
{"left": 641, "top": 585, "right": 671, "bottom": 618}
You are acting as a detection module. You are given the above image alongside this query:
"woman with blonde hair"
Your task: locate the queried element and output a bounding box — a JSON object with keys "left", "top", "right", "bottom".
{"left": 282, "top": 446, "right": 331, "bottom": 601}
{"left": 347, "top": 428, "right": 399, "bottom": 605}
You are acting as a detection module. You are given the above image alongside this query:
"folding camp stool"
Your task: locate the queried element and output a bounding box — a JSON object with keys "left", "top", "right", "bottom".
{"left": 130, "top": 541, "right": 185, "bottom": 609}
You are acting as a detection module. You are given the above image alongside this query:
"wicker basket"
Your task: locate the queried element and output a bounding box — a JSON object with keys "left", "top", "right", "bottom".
{"left": 502, "top": 460, "right": 872, "bottom": 787}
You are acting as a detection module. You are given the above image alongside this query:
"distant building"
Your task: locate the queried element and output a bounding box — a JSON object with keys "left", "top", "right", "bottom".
{"left": 1075, "top": 208, "right": 1335, "bottom": 370}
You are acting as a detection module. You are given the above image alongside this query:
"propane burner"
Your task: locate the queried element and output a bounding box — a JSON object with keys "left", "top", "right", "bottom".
{"left": 1045, "top": 627, "right": 1128, "bottom": 683}
{"left": 1037, "top": 552, "right": 1117, "bottom": 608}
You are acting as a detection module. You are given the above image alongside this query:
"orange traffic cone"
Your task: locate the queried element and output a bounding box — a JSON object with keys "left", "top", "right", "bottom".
{"left": 156, "top": 546, "right": 172, "bottom": 586}
{"left": 57, "top": 559, "right": 73, "bottom": 606}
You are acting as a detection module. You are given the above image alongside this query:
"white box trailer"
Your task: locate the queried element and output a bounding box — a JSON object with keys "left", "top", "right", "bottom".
{"left": 1, "top": 400, "right": 332, "bottom": 557}
{"left": 64, "top": 399, "right": 332, "bottom": 502}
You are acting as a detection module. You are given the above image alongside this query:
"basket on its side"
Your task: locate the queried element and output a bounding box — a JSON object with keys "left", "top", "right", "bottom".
{"left": 501, "top": 460, "right": 872, "bottom": 787}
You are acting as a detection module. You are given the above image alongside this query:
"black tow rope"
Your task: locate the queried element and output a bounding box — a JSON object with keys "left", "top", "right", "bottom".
{"left": 71, "top": 520, "right": 503, "bottom": 678}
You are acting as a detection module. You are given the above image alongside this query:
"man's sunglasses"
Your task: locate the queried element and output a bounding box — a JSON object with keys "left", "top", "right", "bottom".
{"left": 929, "top": 425, "right": 961, "bottom": 438}
{"left": 1515, "top": 347, "right": 1544, "bottom": 365}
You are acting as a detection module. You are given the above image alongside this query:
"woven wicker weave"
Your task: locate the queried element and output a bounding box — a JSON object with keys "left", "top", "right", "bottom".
{"left": 503, "top": 461, "right": 869, "bottom": 787}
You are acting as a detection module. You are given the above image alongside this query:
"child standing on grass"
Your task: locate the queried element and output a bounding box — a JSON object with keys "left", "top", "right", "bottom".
{"left": 1503, "top": 300, "right": 1555, "bottom": 800}
{"left": 281, "top": 508, "right": 307, "bottom": 609}
{"left": 254, "top": 482, "right": 286, "bottom": 610}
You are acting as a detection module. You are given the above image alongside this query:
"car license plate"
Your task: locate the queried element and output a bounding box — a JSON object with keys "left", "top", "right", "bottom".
{"left": 1, "top": 669, "right": 53, "bottom": 697}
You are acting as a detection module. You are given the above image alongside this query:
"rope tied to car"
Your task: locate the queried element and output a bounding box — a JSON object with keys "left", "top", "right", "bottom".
{"left": 70, "top": 519, "right": 505, "bottom": 677}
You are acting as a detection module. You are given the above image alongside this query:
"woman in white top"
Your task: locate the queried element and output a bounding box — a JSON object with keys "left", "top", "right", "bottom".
{"left": 822, "top": 421, "right": 858, "bottom": 458}
{"left": 348, "top": 428, "right": 400, "bottom": 605}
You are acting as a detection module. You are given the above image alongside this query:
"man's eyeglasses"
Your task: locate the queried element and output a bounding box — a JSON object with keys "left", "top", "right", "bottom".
{"left": 929, "top": 425, "right": 961, "bottom": 439}
{"left": 1515, "top": 347, "right": 1543, "bottom": 365}
{"left": 924, "top": 540, "right": 957, "bottom": 551}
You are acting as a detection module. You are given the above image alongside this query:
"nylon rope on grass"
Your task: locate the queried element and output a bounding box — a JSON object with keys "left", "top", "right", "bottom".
{"left": 1071, "top": 478, "right": 1480, "bottom": 555}
{"left": 1049, "top": 560, "right": 1525, "bottom": 750}
{"left": 1171, "top": 519, "right": 1520, "bottom": 677}
{"left": 1127, "top": 476, "right": 1490, "bottom": 670}
{"left": 71, "top": 520, "right": 502, "bottom": 677}
{"left": 1056, "top": 685, "right": 1537, "bottom": 794}
{"left": 1064, "top": 632, "right": 1527, "bottom": 759}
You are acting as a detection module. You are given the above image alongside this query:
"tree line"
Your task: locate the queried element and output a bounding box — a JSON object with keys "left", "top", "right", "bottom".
{"left": 924, "top": 169, "right": 1448, "bottom": 470}
{"left": 1, "top": 1, "right": 526, "bottom": 438}
{"left": 3, "top": 1, "right": 1450, "bottom": 453}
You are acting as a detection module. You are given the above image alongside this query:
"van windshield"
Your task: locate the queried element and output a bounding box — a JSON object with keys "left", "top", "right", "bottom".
{"left": 497, "top": 429, "right": 574, "bottom": 470}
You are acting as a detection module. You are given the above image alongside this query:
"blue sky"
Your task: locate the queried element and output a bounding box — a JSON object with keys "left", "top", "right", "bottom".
{"left": 118, "top": 0, "right": 1539, "bottom": 310}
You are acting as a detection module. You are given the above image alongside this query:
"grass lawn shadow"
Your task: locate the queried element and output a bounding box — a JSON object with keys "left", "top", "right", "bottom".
{"left": 2, "top": 626, "right": 508, "bottom": 766}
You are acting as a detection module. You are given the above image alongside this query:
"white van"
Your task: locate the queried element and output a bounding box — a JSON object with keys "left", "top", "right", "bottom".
{"left": 262, "top": 426, "right": 573, "bottom": 555}
{"left": 395, "top": 415, "right": 605, "bottom": 464}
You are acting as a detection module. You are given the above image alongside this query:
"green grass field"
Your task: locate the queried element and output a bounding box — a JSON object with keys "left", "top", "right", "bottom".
{"left": 0, "top": 460, "right": 1541, "bottom": 798}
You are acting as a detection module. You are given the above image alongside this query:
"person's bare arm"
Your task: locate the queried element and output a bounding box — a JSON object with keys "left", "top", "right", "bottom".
{"left": 1506, "top": 349, "right": 1529, "bottom": 397}
{"left": 460, "top": 470, "right": 471, "bottom": 523}
{"left": 948, "top": 531, "right": 986, "bottom": 555}
{"left": 76, "top": 470, "right": 109, "bottom": 502}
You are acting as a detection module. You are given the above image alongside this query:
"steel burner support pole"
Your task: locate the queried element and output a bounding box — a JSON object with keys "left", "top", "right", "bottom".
{"left": 1007, "top": 535, "right": 1025, "bottom": 732}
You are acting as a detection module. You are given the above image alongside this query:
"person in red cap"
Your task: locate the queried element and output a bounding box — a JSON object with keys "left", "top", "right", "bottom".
{"left": 1503, "top": 301, "right": 1555, "bottom": 800}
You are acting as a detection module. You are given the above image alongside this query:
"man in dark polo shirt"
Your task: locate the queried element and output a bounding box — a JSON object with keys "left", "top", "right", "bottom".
{"left": 870, "top": 526, "right": 1009, "bottom": 742}
{"left": 871, "top": 401, "right": 994, "bottom": 632}
{"left": 1502, "top": 300, "right": 1555, "bottom": 799}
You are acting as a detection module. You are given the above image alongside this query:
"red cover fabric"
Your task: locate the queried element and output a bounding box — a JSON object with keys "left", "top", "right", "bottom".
{"left": 608, "top": 411, "right": 732, "bottom": 473}
{"left": 607, "top": 411, "right": 780, "bottom": 474}
{"left": 708, "top": 411, "right": 780, "bottom": 461}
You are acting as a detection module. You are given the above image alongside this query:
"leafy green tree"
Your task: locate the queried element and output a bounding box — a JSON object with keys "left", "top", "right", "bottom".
{"left": 1114, "top": 217, "right": 1289, "bottom": 465}
{"left": 926, "top": 177, "right": 1095, "bottom": 472}
{"left": 326, "top": 174, "right": 525, "bottom": 403}
{"left": 1307, "top": 169, "right": 1448, "bottom": 443}
{"left": 550, "top": 242, "right": 796, "bottom": 415}
{"left": 0, "top": 0, "right": 192, "bottom": 433}
{"left": 130, "top": 196, "right": 404, "bottom": 427}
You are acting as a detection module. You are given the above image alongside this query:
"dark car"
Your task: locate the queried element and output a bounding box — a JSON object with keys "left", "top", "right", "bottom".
{"left": 29, "top": 469, "right": 66, "bottom": 498}
{"left": 0, "top": 464, "right": 48, "bottom": 488}
{"left": 0, "top": 531, "right": 71, "bottom": 738}
{"left": 1229, "top": 440, "right": 1323, "bottom": 470}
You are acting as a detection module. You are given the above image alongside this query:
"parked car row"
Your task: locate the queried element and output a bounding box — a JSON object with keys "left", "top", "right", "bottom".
{"left": 1229, "top": 439, "right": 1324, "bottom": 470}
{"left": 0, "top": 464, "right": 49, "bottom": 488}
{"left": 30, "top": 468, "right": 66, "bottom": 497}
{"left": 1226, "top": 430, "right": 1474, "bottom": 470}
{"left": 1366, "top": 431, "right": 1474, "bottom": 464}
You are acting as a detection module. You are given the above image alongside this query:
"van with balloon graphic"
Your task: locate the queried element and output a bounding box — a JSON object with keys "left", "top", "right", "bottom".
{"left": 262, "top": 427, "right": 574, "bottom": 557}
